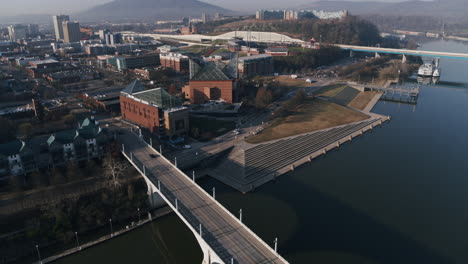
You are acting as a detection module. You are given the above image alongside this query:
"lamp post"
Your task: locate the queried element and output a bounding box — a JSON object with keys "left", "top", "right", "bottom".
{"left": 35, "top": 245, "right": 42, "bottom": 264}
{"left": 109, "top": 218, "right": 113, "bottom": 237}
{"left": 239, "top": 209, "right": 243, "bottom": 222}
{"left": 137, "top": 208, "right": 141, "bottom": 223}
{"left": 75, "top": 232, "right": 81, "bottom": 250}
{"left": 274, "top": 237, "right": 278, "bottom": 253}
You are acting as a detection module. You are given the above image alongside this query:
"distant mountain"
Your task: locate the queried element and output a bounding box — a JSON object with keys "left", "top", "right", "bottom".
{"left": 77, "top": 0, "right": 234, "bottom": 22}
{"left": 301, "top": 0, "right": 468, "bottom": 21}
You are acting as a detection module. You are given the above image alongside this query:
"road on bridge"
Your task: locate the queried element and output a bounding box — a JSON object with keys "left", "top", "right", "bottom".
{"left": 120, "top": 131, "right": 288, "bottom": 264}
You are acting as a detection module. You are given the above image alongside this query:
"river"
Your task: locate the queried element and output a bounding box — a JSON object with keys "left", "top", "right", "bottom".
{"left": 55, "top": 39, "right": 468, "bottom": 264}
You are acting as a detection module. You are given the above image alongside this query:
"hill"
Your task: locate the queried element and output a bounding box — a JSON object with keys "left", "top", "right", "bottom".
{"left": 77, "top": 0, "right": 234, "bottom": 22}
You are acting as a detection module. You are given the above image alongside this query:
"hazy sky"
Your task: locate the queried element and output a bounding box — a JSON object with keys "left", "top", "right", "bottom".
{"left": 0, "top": 0, "right": 414, "bottom": 16}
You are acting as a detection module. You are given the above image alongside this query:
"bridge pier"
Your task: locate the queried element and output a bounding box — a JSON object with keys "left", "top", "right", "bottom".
{"left": 375, "top": 52, "right": 381, "bottom": 58}
{"left": 402, "top": 54, "right": 407, "bottom": 63}
{"left": 349, "top": 50, "right": 354, "bottom": 58}
{"left": 142, "top": 177, "right": 166, "bottom": 209}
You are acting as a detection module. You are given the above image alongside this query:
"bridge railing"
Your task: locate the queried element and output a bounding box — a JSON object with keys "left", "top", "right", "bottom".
{"left": 122, "top": 146, "right": 237, "bottom": 264}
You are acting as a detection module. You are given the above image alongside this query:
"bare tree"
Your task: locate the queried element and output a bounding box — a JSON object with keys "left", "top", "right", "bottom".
{"left": 103, "top": 155, "right": 129, "bottom": 190}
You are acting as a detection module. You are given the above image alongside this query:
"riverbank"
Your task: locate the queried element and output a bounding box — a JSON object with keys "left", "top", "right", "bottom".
{"left": 33, "top": 207, "right": 173, "bottom": 264}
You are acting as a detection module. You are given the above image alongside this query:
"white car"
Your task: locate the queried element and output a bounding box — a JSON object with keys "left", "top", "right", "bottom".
{"left": 183, "top": 145, "right": 192, "bottom": 149}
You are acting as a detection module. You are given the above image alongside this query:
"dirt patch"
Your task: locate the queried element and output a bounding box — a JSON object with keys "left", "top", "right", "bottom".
{"left": 348, "top": 92, "right": 379, "bottom": 111}
{"left": 315, "top": 84, "right": 348, "bottom": 97}
{"left": 246, "top": 99, "right": 369, "bottom": 144}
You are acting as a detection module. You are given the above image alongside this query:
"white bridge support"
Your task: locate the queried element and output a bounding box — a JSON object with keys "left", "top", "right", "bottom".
{"left": 123, "top": 151, "right": 225, "bottom": 264}
{"left": 402, "top": 54, "right": 407, "bottom": 63}
{"left": 375, "top": 52, "right": 381, "bottom": 58}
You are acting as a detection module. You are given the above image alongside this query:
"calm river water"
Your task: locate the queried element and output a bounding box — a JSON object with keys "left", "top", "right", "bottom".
{"left": 56, "top": 39, "right": 468, "bottom": 264}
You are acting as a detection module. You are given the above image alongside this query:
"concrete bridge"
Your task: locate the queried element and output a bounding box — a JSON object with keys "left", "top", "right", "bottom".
{"left": 119, "top": 130, "right": 289, "bottom": 264}
{"left": 336, "top": 44, "right": 468, "bottom": 60}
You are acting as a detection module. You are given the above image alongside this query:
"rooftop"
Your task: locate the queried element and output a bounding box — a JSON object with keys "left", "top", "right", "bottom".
{"left": 132, "top": 88, "right": 181, "bottom": 109}
{"left": 191, "top": 62, "right": 232, "bottom": 81}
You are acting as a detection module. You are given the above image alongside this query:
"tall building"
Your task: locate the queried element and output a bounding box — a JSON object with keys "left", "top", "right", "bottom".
{"left": 52, "top": 15, "right": 70, "bottom": 41}
{"left": 27, "top": 24, "right": 40, "bottom": 37}
{"left": 99, "top": 29, "right": 110, "bottom": 41}
{"left": 105, "top": 33, "right": 122, "bottom": 46}
{"left": 8, "top": 25, "right": 28, "bottom": 41}
{"left": 62, "top": 21, "right": 81, "bottom": 43}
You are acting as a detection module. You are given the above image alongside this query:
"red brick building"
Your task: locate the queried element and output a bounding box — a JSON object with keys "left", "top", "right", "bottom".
{"left": 182, "top": 61, "right": 240, "bottom": 104}
{"left": 160, "top": 53, "right": 189, "bottom": 73}
{"left": 120, "top": 80, "right": 189, "bottom": 138}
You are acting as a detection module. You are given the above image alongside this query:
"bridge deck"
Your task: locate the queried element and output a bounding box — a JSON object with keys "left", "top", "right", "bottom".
{"left": 120, "top": 132, "right": 287, "bottom": 264}
{"left": 337, "top": 44, "right": 468, "bottom": 59}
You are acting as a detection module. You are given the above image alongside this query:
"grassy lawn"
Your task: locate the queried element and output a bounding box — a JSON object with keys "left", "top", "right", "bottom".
{"left": 190, "top": 116, "right": 236, "bottom": 142}
{"left": 315, "top": 84, "right": 348, "bottom": 97}
{"left": 245, "top": 99, "right": 369, "bottom": 144}
{"left": 348, "top": 91, "right": 380, "bottom": 110}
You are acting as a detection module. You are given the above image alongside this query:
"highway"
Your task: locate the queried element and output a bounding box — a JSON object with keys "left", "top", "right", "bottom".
{"left": 119, "top": 131, "right": 288, "bottom": 264}
{"left": 336, "top": 44, "right": 468, "bottom": 59}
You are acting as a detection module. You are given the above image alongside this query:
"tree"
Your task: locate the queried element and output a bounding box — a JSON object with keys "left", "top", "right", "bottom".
{"left": 168, "top": 84, "right": 178, "bottom": 96}
{"left": 103, "top": 155, "right": 129, "bottom": 190}
{"left": 191, "top": 128, "right": 200, "bottom": 139}
{"left": 0, "top": 117, "right": 16, "bottom": 143}
{"left": 63, "top": 114, "right": 77, "bottom": 128}
{"left": 17, "top": 122, "right": 33, "bottom": 139}
{"left": 255, "top": 87, "right": 273, "bottom": 109}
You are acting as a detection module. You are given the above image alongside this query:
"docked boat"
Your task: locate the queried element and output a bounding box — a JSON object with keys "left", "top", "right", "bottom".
{"left": 433, "top": 57, "right": 441, "bottom": 77}
{"left": 418, "top": 63, "right": 434, "bottom": 77}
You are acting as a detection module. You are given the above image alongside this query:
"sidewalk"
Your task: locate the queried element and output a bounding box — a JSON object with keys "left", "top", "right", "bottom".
{"left": 33, "top": 207, "right": 173, "bottom": 264}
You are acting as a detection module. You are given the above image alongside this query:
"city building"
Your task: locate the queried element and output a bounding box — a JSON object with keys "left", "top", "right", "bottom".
{"left": 83, "top": 86, "right": 125, "bottom": 112}
{"left": 160, "top": 53, "right": 189, "bottom": 73}
{"left": 238, "top": 54, "right": 274, "bottom": 78}
{"left": 256, "top": 9, "right": 348, "bottom": 20}
{"left": 0, "top": 118, "right": 108, "bottom": 176}
{"left": 120, "top": 80, "right": 189, "bottom": 139}
{"left": 109, "top": 54, "right": 160, "bottom": 71}
{"left": 183, "top": 60, "right": 240, "bottom": 104}
{"left": 105, "top": 32, "right": 122, "bottom": 46}
{"left": 255, "top": 10, "right": 284, "bottom": 20}
{"left": 265, "top": 46, "right": 289, "bottom": 56}
{"left": 8, "top": 25, "right": 28, "bottom": 41}
{"left": 181, "top": 23, "right": 199, "bottom": 35}
{"left": 62, "top": 21, "right": 81, "bottom": 43}
{"left": 27, "top": 24, "right": 40, "bottom": 37}
{"left": 52, "top": 15, "right": 70, "bottom": 41}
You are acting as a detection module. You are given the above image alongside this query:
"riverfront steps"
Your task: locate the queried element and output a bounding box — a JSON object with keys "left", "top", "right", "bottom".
{"left": 209, "top": 115, "right": 390, "bottom": 193}
{"left": 119, "top": 132, "right": 289, "bottom": 264}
